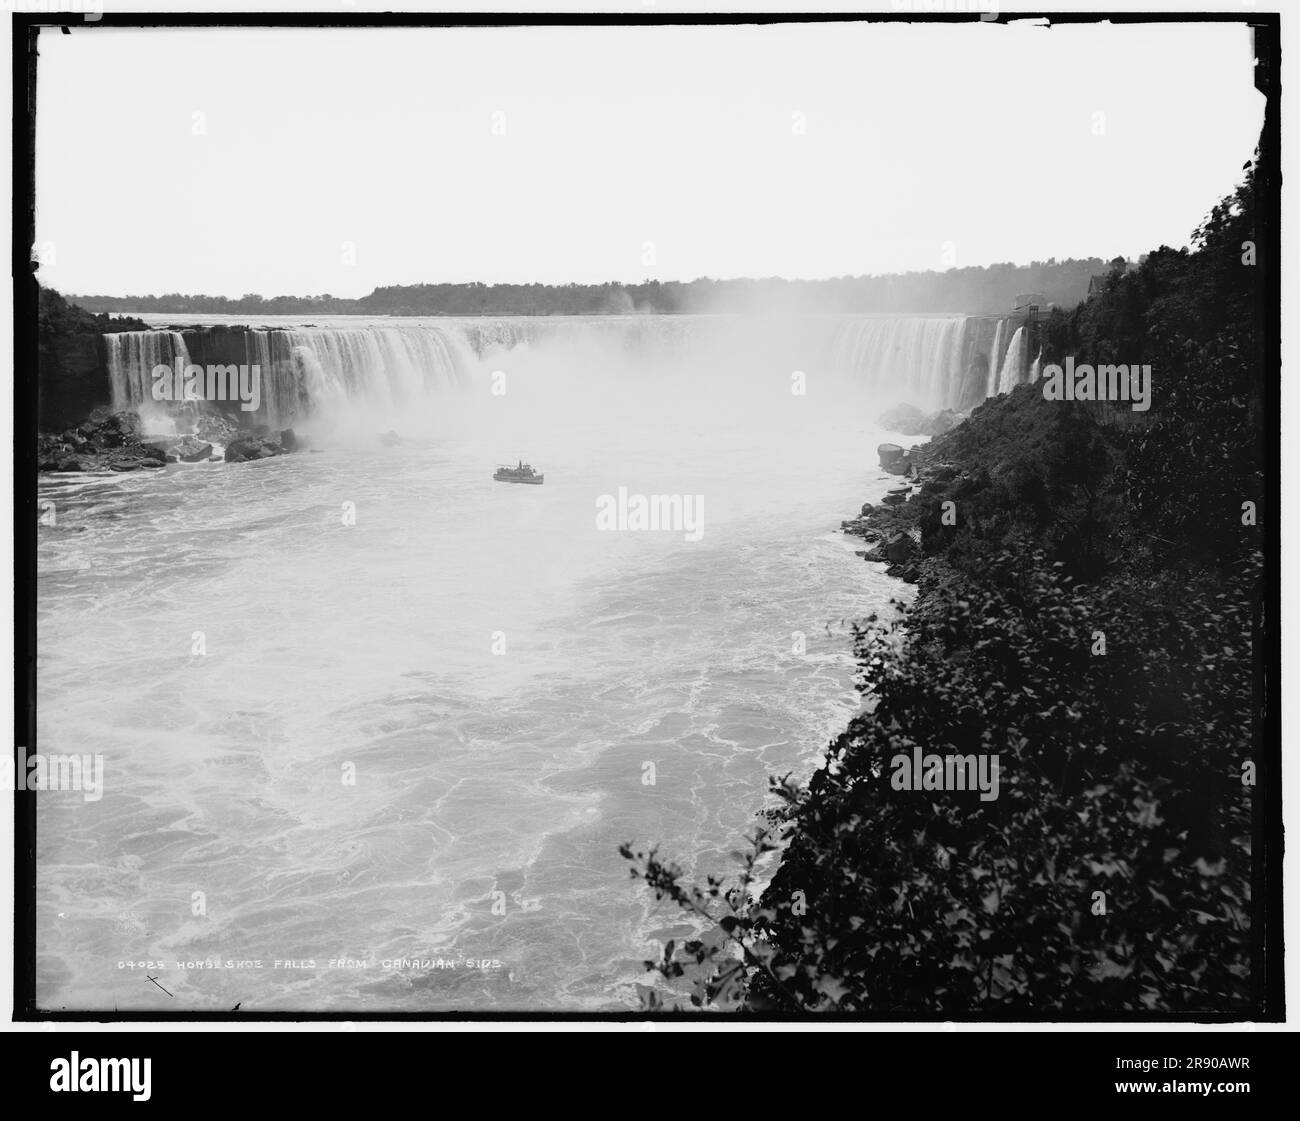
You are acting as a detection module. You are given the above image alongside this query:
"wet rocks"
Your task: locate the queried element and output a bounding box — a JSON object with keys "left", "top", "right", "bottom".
{"left": 883, "top": 531, "right": 919, "bottom": 563}
{"left": 194, "top": 413, "right": 242, "bottom": 445}
{"left": 88, "top": 409, "right": 141, "bottom": 447}
{"left": 848, "top": 420, "right": 972, "bottom": 585}
{"left": 38, "top": 410, "right": 169, "bottom": 472}
{"left": 222, "top": 428, "right": 306, "bottom": 464}
{"left": 159, "top": 435, "right": 214, "bottom": 463}
{"left": 225, "top": 433, "right": 286, "bottom": 463}
{"left": 881, "top": 485, "right": 910, "bottom": 506}
{"left": 844, "top": 464, "right": 945, "bottom": 581}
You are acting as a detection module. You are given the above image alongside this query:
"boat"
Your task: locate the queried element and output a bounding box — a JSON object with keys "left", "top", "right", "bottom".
{"left": 493, "top": 460, "right": 545, "bottom": 485}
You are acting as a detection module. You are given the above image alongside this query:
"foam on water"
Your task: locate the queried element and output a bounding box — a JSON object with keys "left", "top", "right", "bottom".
{"left": 37, "top": 320, "right": 911, "bottom": 1011}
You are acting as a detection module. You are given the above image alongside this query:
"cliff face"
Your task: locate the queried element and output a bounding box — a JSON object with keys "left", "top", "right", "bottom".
{"left": 39, "top": 330, "right": 106, "bottom": 432}
{"left": 37, "top": 286, "right": 147, "bottom": 431}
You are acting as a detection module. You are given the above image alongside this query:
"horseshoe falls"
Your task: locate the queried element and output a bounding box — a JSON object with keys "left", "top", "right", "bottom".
{"left": 39, "top": 311, "right": 1022, "bottom": 1011}
{"left": 99, "top": 312, "right": 1027, "bottom": 436}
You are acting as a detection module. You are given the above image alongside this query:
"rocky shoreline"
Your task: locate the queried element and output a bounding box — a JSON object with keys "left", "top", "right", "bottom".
{"left": 36, "top": 408, "right": 304, "bottom": 473}
{"left": 838, "top": 428, "right": 966, "bottom": 584}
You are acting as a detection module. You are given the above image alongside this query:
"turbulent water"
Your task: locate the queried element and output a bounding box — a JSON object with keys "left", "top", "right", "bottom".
{"left": 39, "top": 313, "right": 944, "bottom": 1011}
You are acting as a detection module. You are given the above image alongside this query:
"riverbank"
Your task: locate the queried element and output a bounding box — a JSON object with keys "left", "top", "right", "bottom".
{"left": 625, "top": 151, "right": 1268, "bottom": 1007}
{"left": 35, "top": 407, "right": 306, "bottom": 472}
{"left": 750, "top": 377, "right": 1255, "bottom": 1013}
{"left": 627, "top": 368, "right": 1259, "bottom": 1014}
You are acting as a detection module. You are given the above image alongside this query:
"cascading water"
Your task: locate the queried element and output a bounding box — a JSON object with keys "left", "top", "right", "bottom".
{"left": 457, "top": 318, "right": 544, "bottom": 357}
{"left": 1029, "top": 349, "right": 1042, "bottom": 383}
{"left": 996, "top": 326, "right": 1026, "bottom": 394}
{"left": 946, "top": 317, "right": 968, "bottom": 406}
{"left": 985, "top": 319, "right": 1005, "bottom": 398}
{"left": 282, "top": 326, "right": 467, "bottom": 414}
{"left": 830, "top": 315, "right": 969, "bottom": 410}
{"left": 104, "top": 324, "right": 470, "bottom": 428}
{"left": 105, "top": 330, "right": 192, "bottom": 411}
{"left": 45, "top": 309, "right": 1039, "bottom": 1012}
{"left": 243, "top": 329, "right": 288, "bottom": 426}
{"left": 104, "top": 314, "right": 1023, "bottom": 430}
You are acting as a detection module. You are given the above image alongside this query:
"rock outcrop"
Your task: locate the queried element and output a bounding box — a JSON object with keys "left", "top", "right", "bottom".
{"left": 843, "top": 446, "right": 973, "bottom": 584}
{"left": 37, "top": 285, "right": 148, "bottom": 432}
{"left": 224, "top": 430, "right": 298, "bottom": 463}
{"left": 169, "top": 436, "right": 215, "bottom": 463}
{"left": 194, "top": 413, "right": 243, "bottom": 446}
{"left": 37, "top": 409, "right": 167, "bottom": 472}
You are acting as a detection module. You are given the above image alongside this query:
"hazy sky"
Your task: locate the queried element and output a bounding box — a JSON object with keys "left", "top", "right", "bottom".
{"left": 34, "top": 20, "right": 1261, "bottom": 297}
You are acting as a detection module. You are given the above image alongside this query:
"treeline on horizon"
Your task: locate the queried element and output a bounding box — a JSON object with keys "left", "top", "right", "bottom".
{"left": 622, "top": 155, "right": 1267, "bottom": 1014}
{"left": 66, "top": 258, "right": 1111, "bottom": 318}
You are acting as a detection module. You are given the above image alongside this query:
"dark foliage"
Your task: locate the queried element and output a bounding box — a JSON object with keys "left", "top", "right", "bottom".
{"left": 38, "top": 284, "right": 148, "bottom": 337}
{"left": 623, "top": 161, "right": 1264, "bottom": 1014}
{"left": 67, "top": 259, "right": 1108, "bottom": 318}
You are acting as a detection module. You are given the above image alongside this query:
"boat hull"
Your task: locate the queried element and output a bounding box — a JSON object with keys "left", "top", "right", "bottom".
{"left": 493, "top": 474, "right": 544, "bottom": 485}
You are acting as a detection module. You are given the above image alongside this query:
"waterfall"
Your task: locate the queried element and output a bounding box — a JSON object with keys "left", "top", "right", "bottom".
{"left": 831, "top": 315, "right": 969, "bottom": 410}
{"left": 103, "top": 315, "right": 1016, "bottom": 427}
{"left": 105, "top": 331, "right": 191, "bottom": 411}
{"left": 457, "top": 318, "right": 542, "bottom": 357}
{"left": 243, "top": 329, "right": 286, "bottom": 426}
{"left": 103, "top": 324, "right": 469, "bottom": 427}
{"left": 985, "top": 319, "right": 1005, "bottom": 398}
{"left": 280, "top": 326, "right": 468, "bottom": 419}
{"left": 996, "top": 326, "right": 1026, "bottom": 394}
{"left": 948, "top": 317, "right": 969, "bottom": 405}
{"left": 1029, "top": 349, "right": 1042, "bottom": 383}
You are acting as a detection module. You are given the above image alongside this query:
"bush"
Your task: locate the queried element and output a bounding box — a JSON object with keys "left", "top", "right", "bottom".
{"left": 620, "top": 160, "right": 1264, "bottom": 1015}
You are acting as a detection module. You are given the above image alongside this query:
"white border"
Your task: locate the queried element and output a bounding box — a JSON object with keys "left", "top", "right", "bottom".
{"left": 2, "top": 0, "right": 1292, "bottom": 1033}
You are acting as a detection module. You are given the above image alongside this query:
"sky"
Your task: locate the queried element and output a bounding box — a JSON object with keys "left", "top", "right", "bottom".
{"left": 33, "top": 20, "right": 1263, "bottom": 298}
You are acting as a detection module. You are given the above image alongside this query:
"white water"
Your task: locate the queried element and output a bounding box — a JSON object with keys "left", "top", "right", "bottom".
{"left": 996, "top": 326, "right": 1026, "bottom": 394}
{"left": 830, "top": 315, "right": 967, "bottom": 411}
{"left": 106, "top": 323, "right": 472, "bottom": 431}
{"left": 985, "top": 319, "right": 1005, "bottom": 398}
{"left": 106, "top": 331, "right": 192, "bottom": 411}
{"left": 106, "top": 312, "right": 990, "bottom": 429}
{"left": 38, "top": 314, "right": 912, "bottom": 1012}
